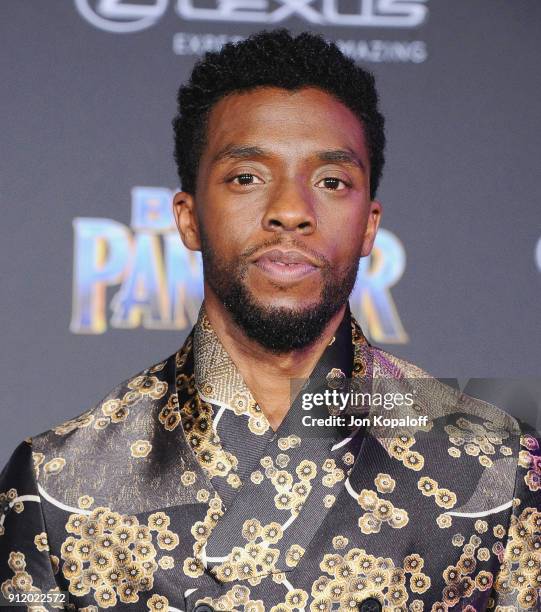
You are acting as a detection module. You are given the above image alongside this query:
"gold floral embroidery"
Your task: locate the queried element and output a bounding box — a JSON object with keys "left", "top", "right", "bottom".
{"left": 445, "top": 417, "right": 510, "bottom": 469}
{"left": 147, "top": 593, "right": 169, "bottom": 611}
{"left": 374, "top": 473, "right": 396, "bottom": 494}
{"left": 416, "top": 475, "right": 458, "bottom": 517}
{"left": 60, "top": 507, "right": 178, "bottom": 607}
{"left": 32, "top": 452, "right": 44, "bottom": 480}
{"left": 0, "top": 551, "right": 49, "bottom": 604}
{"left": 302, "top": 547, "right": 429, "bottom": 609}
{"left": 520, "top": 434, "right": 541, "bottom": 492}
{"left": 53, "top": 411, "right": 95, "bottom": 435}
{"left": 78, "top": 495, "right": 94, "bottom": 509}
{"left": 387, "top": 435, "right": 425, "bottom": 472}
{"left": 356, "top": 489, "right": 409, "bottom": 534}
{"left": 0, "top": 488, "right": 24, "bottom": 518}
{"left": 488, "top": 506, "right": 541, "bottom": 608}
{"left": 130, "top": 440, "right": 152, "bottom": 458}
{"left": 34, "top": 532, "right": 49, "bottom": 552}
{"left": 196, "top": 585, "right": 267, "bottom": 612}
{"left": 43, "top": 457, "right": 66, "bottom": 476}
{"left": 210, "top": 518, "right": 286, "bottom": 582}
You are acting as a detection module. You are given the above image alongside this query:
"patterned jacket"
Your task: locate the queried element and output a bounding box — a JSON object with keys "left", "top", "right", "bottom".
{"left": 1, "top": 303, "right": 540, "bottom": 611}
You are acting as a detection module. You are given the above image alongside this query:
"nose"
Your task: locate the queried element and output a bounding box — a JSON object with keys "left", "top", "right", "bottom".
{"left": 261, "top": 179, "right": 317, "bottom": 235}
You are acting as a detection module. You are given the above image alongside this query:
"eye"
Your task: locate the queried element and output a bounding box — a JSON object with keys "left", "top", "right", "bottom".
{"left": 316, "top": 177, "right": 351, "bottom": 191}
{"left": 228, "top": 173, "right": 264, "bottom": 186}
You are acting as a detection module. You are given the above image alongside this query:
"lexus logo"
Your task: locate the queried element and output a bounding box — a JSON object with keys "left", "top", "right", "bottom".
{"left": 74, "top": 0, "right": 168, "bottom": 33}
{"left": 75, "top": 0, "right": 428, "bottom": 32}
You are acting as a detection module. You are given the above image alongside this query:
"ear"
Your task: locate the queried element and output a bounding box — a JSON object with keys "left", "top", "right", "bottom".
{"left": 172, "top": 191, "right": 201, "bottom": 251}
{"left": 360, "top": 199, "right": 382, "bottom": 257}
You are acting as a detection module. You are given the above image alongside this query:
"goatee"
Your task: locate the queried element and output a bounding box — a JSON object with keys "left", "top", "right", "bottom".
{"left": 199, "top": 228, "right": 360, "bottom": 354}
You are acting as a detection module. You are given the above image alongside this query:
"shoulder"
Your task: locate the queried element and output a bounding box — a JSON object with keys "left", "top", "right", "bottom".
{"left": 15, "top": 333, "right": 196, "bottom": 513}
{"left": 367, "top": 347, "right": 541, "bottom": 517}
{"left": 28, "top": 327, "right": 194, "bottom": 478}
{"left": 369, "top": 345, "right": 522, "bottom": 435}
{"left": 1, "top": 352, "right": 176, "bottom": 495}
{"left": 30, "top": 351, "right": 176, "bottom": 458}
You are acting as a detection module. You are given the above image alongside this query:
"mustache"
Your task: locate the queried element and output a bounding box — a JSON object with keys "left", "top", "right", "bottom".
{"left": 242, "top": 237, "right": 330, "bottom": 269}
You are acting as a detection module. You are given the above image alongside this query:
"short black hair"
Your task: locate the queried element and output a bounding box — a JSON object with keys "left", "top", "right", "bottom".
{"left": 172, "top": 29, "right": 385, "bottom": 200}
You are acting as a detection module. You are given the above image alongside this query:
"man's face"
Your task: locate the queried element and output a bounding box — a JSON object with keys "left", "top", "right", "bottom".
{"left": 174, "top": 86, "right": 381, "bottom": 352}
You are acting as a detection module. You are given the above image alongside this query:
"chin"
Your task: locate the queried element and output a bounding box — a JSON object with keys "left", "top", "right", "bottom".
{"left": 249, "top": 291, "right": 323, "bottom": 313}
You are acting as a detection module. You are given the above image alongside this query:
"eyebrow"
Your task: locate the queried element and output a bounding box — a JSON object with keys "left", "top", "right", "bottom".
{"left": 316, "top": 149, "right": 366, "bottom": 172}
{"left": 212, "top": 144, "right": 366, "bottom": 172}
{"left": 212, "top": 144, "right": 268, "bottom": 164}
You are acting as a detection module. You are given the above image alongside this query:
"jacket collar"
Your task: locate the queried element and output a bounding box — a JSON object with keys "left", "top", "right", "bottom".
{"left": 190, "top": 301, "right": 371, "bottom": 420}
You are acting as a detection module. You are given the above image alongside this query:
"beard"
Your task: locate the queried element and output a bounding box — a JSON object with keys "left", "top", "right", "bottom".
{"left": 198, "top": 226, "right": 361, "bottom": 354}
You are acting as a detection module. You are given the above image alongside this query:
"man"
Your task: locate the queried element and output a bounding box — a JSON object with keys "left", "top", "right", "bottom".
{"left": 1, "top": 29, "right": 540, "bottom": 612}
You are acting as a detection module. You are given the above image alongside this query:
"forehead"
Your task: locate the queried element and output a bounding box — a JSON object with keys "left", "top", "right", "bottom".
{"left": 202, "top": 86, "right": 368, "bottom": 162}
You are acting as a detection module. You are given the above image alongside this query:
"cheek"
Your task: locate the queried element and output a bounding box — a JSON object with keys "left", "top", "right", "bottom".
{"left": 201, "top": 191, "right": 263, "bottom": 250}
{"left": 319, "top": 209, "right": 366, "bottom": 260}
{"left": 333, "top": 242, "right": 364, "bottom": 272}
{"left": 200, "top": 209, "right": 253, "bottom": 264}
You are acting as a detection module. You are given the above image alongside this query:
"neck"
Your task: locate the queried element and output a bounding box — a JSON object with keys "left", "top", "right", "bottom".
{"left": 202, "top": 288, "right": 346, "bottom": 431}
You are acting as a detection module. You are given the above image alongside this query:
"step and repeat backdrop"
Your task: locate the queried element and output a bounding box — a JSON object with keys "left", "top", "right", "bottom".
{"left": 1, "top": 1, "right": 541, "bottom": 464}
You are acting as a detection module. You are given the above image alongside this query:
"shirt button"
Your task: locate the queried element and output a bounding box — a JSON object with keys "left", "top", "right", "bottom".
{"left": 193, "top": 605, "right": 214, "bottom": 612}
{"left": 358, "top": 598, "right": 382, "bottom": 612}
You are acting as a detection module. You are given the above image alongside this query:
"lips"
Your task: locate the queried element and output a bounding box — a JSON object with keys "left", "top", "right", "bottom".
{"left": 252, "top": 248, "right": 320, "bottom": 283}
{"left": 254, "top": 248, "right": 319, "bottom": 266}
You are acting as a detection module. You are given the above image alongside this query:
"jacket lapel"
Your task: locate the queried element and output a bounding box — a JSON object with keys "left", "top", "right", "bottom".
{"left": 196, "top": 306, "right": 375, "bottom": 581}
